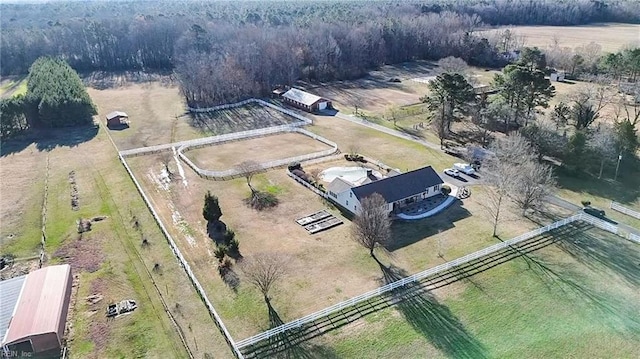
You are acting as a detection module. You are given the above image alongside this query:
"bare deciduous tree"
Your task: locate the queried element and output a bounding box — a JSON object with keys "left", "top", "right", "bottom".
{"left": 235, "top": 160, "right": 263, "bottom": 194}
{"left": 239, "top": 253, "right": 288, "bottom": 302}
{"left": 510, "top": 160, "right": 556, "bottom": 215}
{"left": 588, "top": 124, "right": 618, "bottom": 178}
{"left": 482, "top": 133, "right": 534, "bottom": 236}
{"left": 351, "top": 193, "right": 391, "bottom": 258}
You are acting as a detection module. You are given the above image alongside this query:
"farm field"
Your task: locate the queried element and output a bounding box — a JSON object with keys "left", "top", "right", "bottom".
{"left": 0, "top": 127, "right": 234, "bottom": 358}
{"left": 126, "top": 118, "right": 558, "bottom": 341}
{"left": 305, "top": 61, "right": 500, "bottom": 115}
{"left": 316, "top": 224, "right": 640, "bottom": 358}
{"left": 482, "top": 23, "right": 640, "bottom": 52}
{"left": 184, "top": 132, "right": 332, "bottom": 171}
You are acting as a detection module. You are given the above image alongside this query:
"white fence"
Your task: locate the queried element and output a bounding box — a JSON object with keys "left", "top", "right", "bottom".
{"left": 118, "top": 154, "right": 245, "bottom": 359}
{"left": 177, "top": 128, "right": 338, "bottom": 180}
{"left": 235, "top": 214, "right": 583, "bottom": 348}
{"left": 121, "top": 99, "right": 313, "bottom": 158}
{"left": 188, "top": 98, "right": 313, "bottom": 127}
{"left": 610, "top": 201, "right": 640, "bottom": 220}
{"left": 236, "top": 211, "right": 639, "bottom": 349}
{"left": 287, "top": 169, "right": 328, "bottom": 198}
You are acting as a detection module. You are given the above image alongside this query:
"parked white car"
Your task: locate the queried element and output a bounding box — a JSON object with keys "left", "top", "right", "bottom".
{"left": 444, "top": 168, "right": 460, "bottom": 177}
{"left": 453, "top": 163, "right": 475, "bottom": 175}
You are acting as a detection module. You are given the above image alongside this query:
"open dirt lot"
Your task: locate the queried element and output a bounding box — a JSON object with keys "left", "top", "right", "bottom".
{"left": 192, "top": 102, "right": 304, "bottom": 135}
{"left": 482, "top": 23, "right": 640, "bottom": 52}
{"left": 184, "top": 132, "right": 333, "bottom": 170}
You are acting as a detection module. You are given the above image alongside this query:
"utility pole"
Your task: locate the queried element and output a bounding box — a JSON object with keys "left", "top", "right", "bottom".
{"left": 614, "top": 152, "right": 622, "bottom": 181}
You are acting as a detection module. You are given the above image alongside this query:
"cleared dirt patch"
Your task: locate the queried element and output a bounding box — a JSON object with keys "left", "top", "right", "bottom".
{"left": 482, "top": 23, "right": 640, "bottom": 52}
{"left": 184, "top": 132, "right": 333, "bottom": 170}
{"left": 192, "top": 102, "right": 303, "bottom": 135}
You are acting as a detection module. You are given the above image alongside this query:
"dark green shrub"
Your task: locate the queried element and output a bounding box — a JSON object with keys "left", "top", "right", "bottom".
{"left": 228, "top": 238, "right": 240, "bottom": 254}
{"left": 581, "top": 200, "right": 591, "bottom": 207}
{"left": 223, "top": 229, "right": 235, "bottom": 244}
{"left": 213, "top": 245, "right": 227, "bottom": 262}
{"left": 441, "top": 185, "right": 452, "bottom": 196}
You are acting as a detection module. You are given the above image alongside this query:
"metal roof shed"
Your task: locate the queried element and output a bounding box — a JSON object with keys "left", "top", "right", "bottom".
{"left": 2, "top": 265, "right": 72, "bottom": 357}
{"left": 0, "top": 275, "right": 27, "bottom": 345}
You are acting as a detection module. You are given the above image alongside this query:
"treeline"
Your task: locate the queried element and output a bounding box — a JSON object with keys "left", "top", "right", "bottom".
{"left": 0, "top": 58, "right": 96, "bottom": 139}
{"left": 2, "top": 0, "right": 639, "bottom": 77}
{"left": 176, "top": 12, "right": 503, "bottom": 107}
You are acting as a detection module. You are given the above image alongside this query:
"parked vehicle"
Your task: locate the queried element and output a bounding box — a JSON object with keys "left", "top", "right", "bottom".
{"left": 444, "top": 168, "right": 460, "bottom": 177}
{"left": 583, "top": 207, "right": 606, "bottom": 218}
{"left": 453, "top": 163, "right": 475, "bottom": 175}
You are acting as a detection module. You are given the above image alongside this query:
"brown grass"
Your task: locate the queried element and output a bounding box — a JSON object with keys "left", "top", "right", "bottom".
{"left": 86, "top": 81, "right": 200, "bottom": 151}
{"left": 184, "top": 132, "right": 333, "bottom": 170}
{"left": 482, "top": 23, "right": 640, "bottom": 53}
{"left": 125, "top": 118, "right": 552, "bottom": 340}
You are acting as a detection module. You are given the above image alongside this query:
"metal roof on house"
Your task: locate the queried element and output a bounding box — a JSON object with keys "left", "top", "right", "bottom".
{"left": 105, "top": 111, "right": 128, "bottom": 120}
{"left": 351, "top": 166, "right": 443, "bottom": 203}
{"left": 0, "top": 275, "right": 27, "bottom": 344}
{"left": 2, "top": 265, "right": 71, "bottom": 347}
{"left": 282, "top": 88, "right": 325, "bottom": 106}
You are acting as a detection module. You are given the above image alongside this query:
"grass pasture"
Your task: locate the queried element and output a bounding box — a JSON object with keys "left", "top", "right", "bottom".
{"left": 184, "top": 131, "right": 333, "bottom": 171}
{"left": 482, "top": 23, "right": 640, "bottom": 53}
{"left": 0, "top": 126, "right": 235, "bottom": 358}
{"left": 0, "top": 76, "right": 27, "bottom": 98}
{"left": 315, "top": 223, "right": 640, "bottom": 358}
{"left": 192, "top": 102, "right": 304, "bottom": 136}
{"left": 86, "top": 80, "right": 200, "bottom": 151}
{"left": 125, "top": 119, "right": 553, "bottom": 343}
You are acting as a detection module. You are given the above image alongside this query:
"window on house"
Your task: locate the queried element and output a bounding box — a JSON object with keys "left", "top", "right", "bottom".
{"left": 349, "top": 192, "right": 352, "bottom": 198}
{"left": 346, "top": 200, "right": 349, "bottom": 206}
{"left": 354, "top": 205, "right": 357, "bottom": 211}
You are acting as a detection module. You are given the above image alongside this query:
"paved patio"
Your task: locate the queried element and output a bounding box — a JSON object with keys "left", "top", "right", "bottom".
{"left": 395, "top": 184, "right": 459, "bottom": 220}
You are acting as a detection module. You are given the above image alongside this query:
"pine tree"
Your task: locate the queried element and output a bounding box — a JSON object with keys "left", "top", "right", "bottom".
{"left": 203, "top": 191, "right": 222, "bottom": 222}
{"left": 24, "top": 57, "right": 97, "bottom": 128}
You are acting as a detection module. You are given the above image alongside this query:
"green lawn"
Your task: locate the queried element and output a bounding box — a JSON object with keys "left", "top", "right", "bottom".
{"left": 313, "top": 225, "right": 640, "bottom": 358}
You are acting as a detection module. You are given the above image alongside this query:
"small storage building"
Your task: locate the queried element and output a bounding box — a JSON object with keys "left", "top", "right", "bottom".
{"left": 281, "top": 88, "right": 331, "bottom": 113}
{"left": 1, "top": 265, "right": 72, "bottom": 358}
{"left": 105, "top": 111, "right": 129, "bottom": 127}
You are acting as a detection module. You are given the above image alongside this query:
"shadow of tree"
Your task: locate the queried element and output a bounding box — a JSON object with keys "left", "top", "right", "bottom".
{"left": 555, "top": 222, "right": 640, "bottom": 287}
{"left": 263, "top": 299, "right": 340, "bottom": 359}
{"left": 554, "top": 162, "right": 640, "bottom": 205}
{"left": 386, "top": 200, "right": 471, "bottom": 251}
{"left": 1, "top": 125, "right": 99, "bottom": 157}
{"left": 518, "top": 244, "right": 640, "bottom": 335}
{"left": 375, "top": 260, "right": 488, "bottom": 359}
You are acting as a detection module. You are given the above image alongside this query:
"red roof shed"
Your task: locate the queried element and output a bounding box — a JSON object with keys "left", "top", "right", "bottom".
{"left": 2, "top": 264, "right": 72, "bottom": 357}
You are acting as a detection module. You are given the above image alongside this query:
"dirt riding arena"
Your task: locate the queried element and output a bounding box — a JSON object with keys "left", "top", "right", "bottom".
{"left": 192, "top": 102, "right": 303, "bottom": 135}
{"left": 183, "top": 132, "right": 334, "bottom": 171}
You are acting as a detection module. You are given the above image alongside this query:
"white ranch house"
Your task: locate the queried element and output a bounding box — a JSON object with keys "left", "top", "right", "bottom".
{"left": 327, "top": 166, "right": 444, "bottom": 215}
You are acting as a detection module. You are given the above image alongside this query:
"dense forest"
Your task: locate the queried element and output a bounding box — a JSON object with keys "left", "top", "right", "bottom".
{"left": 1, "top": 0, "right": 639, "bottom": 106}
